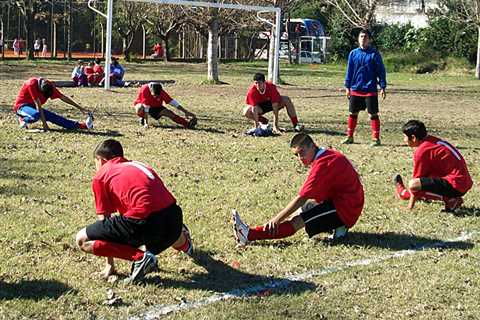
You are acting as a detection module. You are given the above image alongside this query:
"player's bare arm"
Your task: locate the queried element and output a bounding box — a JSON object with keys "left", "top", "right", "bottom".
{"left": 60, "top": 94, "right": 90, "bottom": 114}
{"left": 34, "top": 97, "right": 49, "bottom": 131}
{"left": 177, "top": 105, "right": 196, "bottom": 119}
{"left": 265, "top": 195, "right": 307, "bottom": 236}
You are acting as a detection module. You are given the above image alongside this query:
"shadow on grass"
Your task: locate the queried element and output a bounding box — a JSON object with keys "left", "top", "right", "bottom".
{"left": 47, "top": 128, "right": 123, "bottom": 137}
{"left": 0, "top": 279, "right": 76, "bottom": 300}
{"left": 149, "top": 124, "right": 226, "bottom": 134}
{"left": 449, "top": 206, "right": 480, "bottom": 217}
{"left": 324, "top": 231, "right": 475, "bottom": 251}
{"left": 146, "top": 249, "right": 315, "bottom": 295}
{"left": 305, "top": 127, "right": 345, "bottom": 136}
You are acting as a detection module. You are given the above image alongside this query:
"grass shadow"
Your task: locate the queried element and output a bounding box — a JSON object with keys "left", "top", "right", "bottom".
{"left": 0, "top": 279, "right": 76, "bottom": 300}
{"left": 146, "top": 249, "right": 315, "bottom": 296}
{"left": 305, "top": 127, "right": 345, "bottom": 136}
{"left": 150, "top": 124, "right": 226, "bottom": 134}
{"left": 449, "top": 206, "right": 480, "bottom": 217}
{"left": 47, "top": 128, "right": 123, "bottom": 137}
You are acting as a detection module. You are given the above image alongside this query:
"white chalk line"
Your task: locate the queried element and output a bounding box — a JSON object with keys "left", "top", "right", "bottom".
{"left": 130, "top": 231, "right": 477, "bottom": 320}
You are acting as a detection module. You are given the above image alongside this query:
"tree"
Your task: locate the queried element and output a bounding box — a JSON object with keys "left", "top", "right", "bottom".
{"left": 114, "top": 1, "right": 149, "bottom": 61}
{"left": 321, "top": 0, "right": 378, "bottom": 29}
{"left": 13, "top": 0, "right": 39, "bottom": 60}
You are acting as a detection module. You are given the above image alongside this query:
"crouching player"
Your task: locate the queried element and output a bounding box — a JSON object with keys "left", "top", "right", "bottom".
{"left": 233, "top": 133, "right": 364, "bottom": 245}
{"left": 134, "top": 82, "right": 197, "bottom": 129}
{"left": 394, "top": 120, "right": 472, "bottom": 212}
{"left": 76, "top": 139, "right": 193, "bottom": 283}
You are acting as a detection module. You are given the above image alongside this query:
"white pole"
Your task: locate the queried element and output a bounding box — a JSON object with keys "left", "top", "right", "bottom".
{"left": 142, "top": 24, "right": 146, "bottom": 59}
{"left": 273, "top": 8, "right": 281, "bottom": 85}
{"left": 104, "top": 0, "right": 113, "bottom": 90}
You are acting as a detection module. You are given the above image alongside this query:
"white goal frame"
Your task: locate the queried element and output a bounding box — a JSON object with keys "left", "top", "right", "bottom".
{"left": 88, "top": 0, "right": 281, "bottom": 90}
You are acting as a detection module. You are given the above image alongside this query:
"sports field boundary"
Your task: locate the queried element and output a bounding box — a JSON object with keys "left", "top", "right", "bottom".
{"left": 130, "top": 231, "right": 477, "bottom": 319}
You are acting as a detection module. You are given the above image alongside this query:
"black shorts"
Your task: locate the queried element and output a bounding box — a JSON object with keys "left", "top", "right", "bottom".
{"left": 257, "top": 101, "right": 273, "bottom": 114}
{"left": 349, "top": 95, "right": 379, "bottom": 114}
{"left": 420, "top": 177, "right": 464, "bottom": 198}
{"left": 148, "top": 106, "right": 167, "bottom": 120}
{"left": 86, "top": 203, "right": 183, "bottom": 255}
{"left": 300, "top": 201, "right": 345, "bottom": 238}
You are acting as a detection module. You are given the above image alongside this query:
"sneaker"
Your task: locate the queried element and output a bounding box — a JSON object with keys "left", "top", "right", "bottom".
{"left": 393, "top": 174, "right": 405, "bottom": 199}
{"left": 329, "top": 225, "right": 348, "bottom": 240}
{"left": 342, "top": 136, "right": 354, "bottom": 144}
{"left": 18, "top": 117, "right": 28, "bottom": 129}
{"left": 129, "top": 251, "right": 158, "bottom": 283}
{"left": 294, "top": 123, "right": 305, "bottom": 132}
{"left": 232, "top": 209, "right": 249, "bottom": 246}
{"left": 181, "top": 224, "right": 194, "bottom": 256}
{"left": 370, "top": 138, "right": 381, "bottom": 147}
{"left": 187, "top": 117, "right": 197, "bottom": 129}
{"left": 393, "top": 174, "right": 403, "bottom": 186}
{"left": 85, "top": 112, "right": 94, "bottom": 129}
{"left": 444, "top": 197, "right": 464, "bottom": 212}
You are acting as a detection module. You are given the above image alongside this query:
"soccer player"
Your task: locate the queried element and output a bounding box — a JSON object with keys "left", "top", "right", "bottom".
{"left": 13, "top": 77, "right": 94, "bottom": 131}
{"left": 76, "top": 139, "right": 194, "bottom": 283}
{"left": 71, "top": 60, "right": 88, "bottom": 87}
{"left": 134, "top": 82, "right": 197, "bottom": 129}
{"left": 92, "top": 58, "right": 105, "bottom": 85}
{"left": 233, "top": 133, "right": 364, "bottom": 245}
{"left": 343, "top": 29, "right": 387, "bottom": 146}
{"left": 394, "top": 120, "right": 472, "bottom": 212}
{"left": 244, "top": 72, "right": 304, "bottom": 134}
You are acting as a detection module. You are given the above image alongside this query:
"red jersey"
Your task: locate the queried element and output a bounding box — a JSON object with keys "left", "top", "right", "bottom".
{"left": 245, "top": 81, "right": 281, "bottom": 106}
{"left": 13, "top": 78, "right": 62, "bottom": 112}
{"left": 93, "top": 64, "right": 104, "bottom": 75}
{"left": 299, "top": 148, "right": 364, "bottom": 228}
{"left": 133, "top": 84, "right": 173, "bottom": 108}
{"left": 84, "top": 66, "right": 94, "bottom": 76}
{"left": 413, "top": 135, "right": 472, "bottom": 193}
{"left": 92, "top": 157, "right": 176, "bottom": 220}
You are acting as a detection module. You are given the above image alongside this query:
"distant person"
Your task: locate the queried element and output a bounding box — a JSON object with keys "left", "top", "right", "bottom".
{"left": 343, "top": 29, "right": 387, "bottom": 146}
{"left": 41, "top": 38, "right": 48, "bottom": 57}
{"left": 110, "top": 57, "right": 125, "bottom": 87}
{"left": 34, "top": 38, "right": 41, "bottom": 57}
{"left": 393, "top": 120, "right": 472, "bottom": 212}
{"left": 13, "top": 38, "right": 20, "bottom": 57}
{"left": 84, "top": 61, "right": 95, "bottom": 86}
{"left": 151, "top": 42, "right": 164, "bottom": 59}
{"left": 71, "top": 60, "right": 88, "bottom": 87}
{"left": 93, "top": 58, "right": 104, "bottom": 85}
{"left": 244, "top": 72, "right": 304, "bottom": 134}
{"left": 13, "top": 77, "right": 94, "bottom": 131}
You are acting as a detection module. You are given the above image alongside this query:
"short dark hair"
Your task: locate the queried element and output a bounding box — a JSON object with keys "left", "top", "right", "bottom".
{"left": 402, "top": 120, "right": 427, "bottom": 140}
{"left": 95, "top": 58, "right": 101, "bottom": 64}
{"left": 39, "top": 80, "right": 54, "bottom": 99}
{"left": 253, "top": 72, "right": 266, "bottom": 82}
{"left": 94, "top": 139, "right": 124, "bottom": 160}
{"left": 150, "top": 82, "right": 162, "bottom": 96}
{"left": 358, "top": 28, "right": 371, "bottom": 38}
{"left": 290, "top": 133, "right": 315, "bottom": 149}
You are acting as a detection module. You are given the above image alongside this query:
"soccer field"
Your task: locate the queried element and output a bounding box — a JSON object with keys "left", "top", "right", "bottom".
{"left": 0, "top": 60, "right": 479, "bottom": 319}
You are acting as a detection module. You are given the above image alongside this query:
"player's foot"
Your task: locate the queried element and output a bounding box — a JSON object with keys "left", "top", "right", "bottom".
{"left": 329, "top": 225, "right": 348, "bottom": 240}
{"left": 342, "top": 136, "right": 354, "bottom": 144}
{"left": 443, "top": 197, "right": 464, "bottom": 213}
{"left": 294, "top": 123, "right": 305, "bottom": 132}
{"left": 393, "top": 174, "right": 403, "bottom": 186}
{"left": 370, "top": 138, "right": 381, "bottom": 147}
{"left": 85, "top": 112, "right": 94, "bottom": 129}
{"left": 187, "top": 117, "right": 197, "bottom": 129}
{"left": 139, "top": 117, "right": 145, "bottom": 126}
{"left": 181, "top": 224, "right": 194, "bottom": 256}
{"left": 128, "top": 251, "right": 158, "bottom": 284}
{"left": 232, "top": 209, "right": 249, "bottom": 246}
{"left": 18, "top": 117, "right": 28, "bottom": 129}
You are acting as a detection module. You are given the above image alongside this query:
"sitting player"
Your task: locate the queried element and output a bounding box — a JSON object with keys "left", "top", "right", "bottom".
{"left": 233, "top": 133, "right": 364, "bottom": 245}
{"left": 13, "top": 77, "right": 94, "bottom": 131}
{"left": 243, "top": 72, "right": 304, "bottom": 134}
{"left": 93, "top": 58, "right": 104, "bottom": 86}
{"left": 71, "top": 60, "right": 88, "bottom": 87}
{"left": 134, "top": 82, "right": 197, "bottom": 129}
{"left": 84, "top": 61, "right": 95, "bottom": 86}
{"left": 76, "top": 139, "right": 194, "bottom": 283}
{"left": 394, "top": 120, "right": 473, "bottom": 212}
{"left": 110, "top": 58, "right": 125, "bottom": 87}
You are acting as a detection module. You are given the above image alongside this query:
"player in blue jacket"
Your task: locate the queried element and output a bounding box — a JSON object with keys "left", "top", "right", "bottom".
{"left": 343, "top": 29, "right": 387, "bottom": 146}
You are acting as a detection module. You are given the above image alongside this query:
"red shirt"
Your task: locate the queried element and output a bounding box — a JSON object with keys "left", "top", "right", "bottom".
{"left": 13, "top": 78, "right": 62, "bottom": 112}
{"left": 93, "top": 64, "right": 104, "bottom": 75}
{"left": 413, "top": 135, "right": 472, "bottom": 194}
{"left": 92, "top": 157, "right": 176, "bottom": 219}
{"left": 245, "top": 81, "right": 281, "bottom": 106}
{"left": 299, "top": 148, "right": 364, "bottom": 228}
{"left": 84, "top": 66, "right": 94, "bottom": 76}
{"left": 133, "top": 84, "right": 173, "bottom": 108}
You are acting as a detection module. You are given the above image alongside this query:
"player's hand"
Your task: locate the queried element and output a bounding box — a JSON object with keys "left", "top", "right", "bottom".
{"left": 99, "top": 264, "right": 116, "bottom": 279}
{"left": 380, "top": 88, "right": 386, "bottom": 100}
{"left": 345, "top": 88, "right": 350, "bottom": 99}
{"left": 265, "top": 218, "right": 280, "bottom": 236}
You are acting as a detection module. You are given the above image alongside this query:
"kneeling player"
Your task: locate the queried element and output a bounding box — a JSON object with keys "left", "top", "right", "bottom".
{"left": 394, "top": 120, "right": 472, "bottom": 212}
{"left": 76, "top": 139, "right": 193, "bottom": 283}
{"left": 243, "top": 72, "right": 304, "bottom": 134}
{"left": 233, "top": 133, "right": 364, "bottom": 245}
{"left": 134, "top": 82, "right": 197, "bottom": 129}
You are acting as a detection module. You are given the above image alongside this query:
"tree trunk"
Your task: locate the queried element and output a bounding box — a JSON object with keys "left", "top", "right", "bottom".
{"left": 476, "top": 25, "right": 480, "bottom": 79}
{"left": 207, "top": 10, "right": 220, "bottom": 83}
{"left": 287, "top": 13, "right": 292, "bottom": 64}
{"left": 163, "top": 35, "right": 170, "bottom": 62}
{"left": 67, "top": 0, "right": 72, "bottom": 60}
{"left": 24, "top": 2, "right": 35, "bottom": 60}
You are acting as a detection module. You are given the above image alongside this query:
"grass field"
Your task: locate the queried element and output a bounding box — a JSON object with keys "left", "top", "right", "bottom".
{"left": 0, "top": 60, "right": 479, "bottom": 320}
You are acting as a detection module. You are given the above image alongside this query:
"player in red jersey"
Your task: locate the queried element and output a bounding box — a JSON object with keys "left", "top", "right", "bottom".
{"left": 394, "top": 120, "right": 473, "bottom": 212}
{"left": 134, "top": 82, "right": 197, "bottom": 129}
{"left": 232, "top": 133, "right": 364, "bottom": 245}
{"left": 92, "top": 58, "right": 104, "bottom": 85}
{"left": 243, "top": 73, "right": 304, "bottom": 134}
{"left": 76, "top": 139, "right": 194, "bottom": 283}
{"left": 13, "top": 77, "right": 93, "bottom": 131}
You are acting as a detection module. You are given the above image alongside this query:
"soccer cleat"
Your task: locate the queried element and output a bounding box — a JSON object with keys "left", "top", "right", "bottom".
{"left": 18, "top": 117, "right": 28, "bottom": 129}
{"left": 139, "top": 117, "right": 145, "bottom": 126}
{"left": 187, "top": 117, "right": 197, "bottom": 129}
{"left": 85, "top": 112, "right": 94, "bottom": 129}
{"left": 342, "top": 136, "right": 354, "bottom": 144}
{"left": 393, "top": 174, "right": 405, "bottom": 199}
{"left": 370, "top": 138, "right": 381, "bottom": 147}
{"left": 443, "top": 197, "right": 464, "bottom": 213}
{"left": 232, "top": 209, "right": 250, "bottom": 246}
{"left": 128, "top": 251, "right": 158, "bottom": 284}
{"left": 181, "top": 224, "right": 194, "bottom": 256}
{"left": 329, "top": 225, "right": 348, "bottom": 240}
{"left": 294, "top": 123, "right": 305, "bottom": 132}
{"left": 393, "top": 174, "right": 403, "bottom": 186}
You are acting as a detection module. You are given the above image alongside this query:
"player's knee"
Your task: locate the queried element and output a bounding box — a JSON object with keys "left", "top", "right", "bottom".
{"left": 75, "top": 229, "right": 88, "bottom": 250}
{"left": 243, "top": 106, "right": 252, "bottom": 117}
{"left": 134, "top": 104, "right": 145, "bottom": 117}
{"left": 30, "top": 111, "right": 40, "bottom": 122}
{"left": 408, "top": 179, "right": 421, "bottom": 191}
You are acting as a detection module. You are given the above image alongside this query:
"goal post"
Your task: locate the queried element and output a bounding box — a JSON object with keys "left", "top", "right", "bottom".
{"left": 89, "top": 0, "right": 281, "bottom": 90}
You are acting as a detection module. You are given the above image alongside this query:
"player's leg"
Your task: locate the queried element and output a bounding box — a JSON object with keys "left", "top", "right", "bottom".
{"left": 41, "top": 108, "right": 88, "bottom": 130}
{"left": 134, "top": 103, "right": 148, "bottom": 126}
{"left": 16, "top": 104, "right": 41, "bottom": 128}
{"left": 367, "top": 96, "right": 381, "bottom": 146}
{"left": 243, "top": 105, "right": 269, "bottom": 125}
{"left": 158, "top": 108, "right": 190, "bottom": 128}
{"left": 393, "top": 174, "right": 411, "bottom": 200}
{"left": 280, "top": 95, "right": 304, "bottom": 131}
{"left": 299, "top": 201, "right": 347, "bottom": 239}
{"left": 412, "top": 177, "right": 465, "bottom": 211}
{"left": 343, "top": 96, "right": 365, "bottom": 144}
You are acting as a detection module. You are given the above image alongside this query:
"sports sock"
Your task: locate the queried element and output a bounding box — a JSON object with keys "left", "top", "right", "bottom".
{"left": 395, "top": 183, "right": 411, "bottom": 200}
{"left": 172, "top": 237, "right": 190, "bottom": 253}
{"left": 172, "top": 115, "right": 188, "bottom": 128}
{"left": 370, "top": 116, "right": 380, "bottom": 139}
{"left": 78, "top": 122, "right": 87, "bottom": 129}
{"left": 92, "top": 240, "right": 144, "bottom": 261}
{"left": 248, "top": 221, "right": 296, "bottom": 241}
{"left": 258, "top": 115, "right": 269, "bottom": 124}
{"left": 290, "top": 116, "right": 299, "bottom": 126}
{"left": 347, "top": 114, "right": 358, "bottom": 137}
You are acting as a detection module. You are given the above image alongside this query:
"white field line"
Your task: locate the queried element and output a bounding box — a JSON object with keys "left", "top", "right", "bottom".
{"left": 130, "top": 231, "right": 477, "bottom": 320}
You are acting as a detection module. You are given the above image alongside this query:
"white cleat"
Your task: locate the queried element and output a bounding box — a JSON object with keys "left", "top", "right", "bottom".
{"left": 329, "top": 225, "right": 348, "bottom": 240}
{"left": 85, "top": 112, "right": 94, "bottom": 129}
{"left": 232, "top": 209, "right": 250, "bottom": 246}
